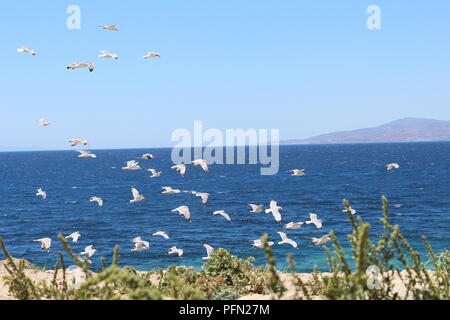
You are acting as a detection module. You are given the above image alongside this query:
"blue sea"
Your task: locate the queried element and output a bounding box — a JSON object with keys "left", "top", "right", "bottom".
{"left": 0, "top": 142, "right": 449, "bottom": 272}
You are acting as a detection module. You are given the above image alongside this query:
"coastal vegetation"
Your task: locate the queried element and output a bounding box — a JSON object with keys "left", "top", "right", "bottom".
{"left": 0, "top": 196, "right": 448, "bottom": 300}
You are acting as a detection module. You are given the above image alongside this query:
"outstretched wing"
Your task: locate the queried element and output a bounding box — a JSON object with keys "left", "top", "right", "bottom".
{"left": 131, "top": 187, "right": 140, "bottom": 198}
{"left": 203, "top": 244, "right": 214, "bottom": 257}
{"left": 277, "top": 231, "right": 288, "bottom": 241}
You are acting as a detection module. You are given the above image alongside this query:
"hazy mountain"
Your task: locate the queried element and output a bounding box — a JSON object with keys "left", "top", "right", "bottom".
{"left": 283, "top": 118, "right": 450, "bottom": 145}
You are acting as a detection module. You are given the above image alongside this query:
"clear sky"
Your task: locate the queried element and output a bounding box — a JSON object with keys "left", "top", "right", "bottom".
{"left": 1, "top": 0, "right": 449, "bottom": 150}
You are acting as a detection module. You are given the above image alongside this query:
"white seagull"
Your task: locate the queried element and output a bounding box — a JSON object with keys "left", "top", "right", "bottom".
{"left": 252, "top": 239, "right": 274, "bottom": 248}
{"left": 89, "top": 196, "right": 103, "bottom": 207}
{"left": 311, "top": 233, "right": 332, "bottom": 246}
{"left": 265, "top": 200, "right": 283, "bottom": 222}
{"left": 68, "top": 139, "right": 88, "bottom": 147}
{"left": 191, "top": 159, "right": 209, "bottom": 172}
{"left": 99, "top": 24, "right": 119, "bottom": 31}
{"left": 249, "top": 204, "right": 264, "bottom": 213}
{"left": 202, "top": 244, "right": 214, "bottom": 260}
{"left": 171, "top": 206, "right": 192, "bottom": 222}
{"left": 140, "top": 153, "right": 155, "bottom": 160}
{"left": 130, "top": 187, "right": 145, "bottom": 203}
{"left": 386, "top": 163, "right": 400, "bottom": 171}
{"left": 283, "top": 222, "right": 304, "bottom": 230}
{"left": 194, "top": 192, "right": 209, "bottom": 206}
{"left": 66, "top": 62, "right": 94, "bottom": 72}
{"left": 36, "top": 188, "right": 47, "bottom": 200}
{"left": 122, "top": 160, "right": 142, "bottom": 170}
{"left": 76, "top": 150, "right": 96, "bottom": 158}
{"left": 161, "top": 186, "right": 181, "bottom": 194}
{"left": 80, "top": 245, "right": 96, "bottom": 258}
{"left": 168, "top": 246, "right": 184, "bottom": 257}
{"left": 148, "top": 169, "right": 162, "bottom": 178}
{"left": 342, "top": 206, "right": 356, "bottom": 215}
{"left": 65, "top": 231, "right": 81, "bottom": 244}
{"left": 152, "top": 231, "right": 170, "bottom": 239}
{"left": 212, "top": 210, "right": 232, "bottom": 222}
{"left": 143, "top": 52, "right": 160, "bottom": 59}
{"left": 290, "top": 169, "right": 305, "bottom": 176}
{"left": 98, "top": 50, "right": 118, "bottom": 59}
{"left": 131, "top": 236, "right": 144, "bottom": 243}
{"left": 306, "top": 213, "right": 323, "bottom": 229}
{"left": 37, "top": 118, "right": 51, "bottom": 127}
{"left": 132, "top": 239, "right": 150, "bottom": 252}
{"left": 277, "top": 232, "right": 298, "bottom": 248}
{"left": 34, "top": 238, "right": 51, "bottom": 252}
{"left": 171, "top": 164, "right": 186, "bottom": 176}
{"left": 17, "top": 46, "right": 36, "bottom": 55}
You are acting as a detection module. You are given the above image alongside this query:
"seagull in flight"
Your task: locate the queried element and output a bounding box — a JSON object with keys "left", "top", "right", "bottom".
{"left": 66, "top": 62, "right": 94, "bottom": 72}
{"left": 283, "top": 222, "right": 304, "bottom": 230}
{"left": 140, "top": 153, "right": 155, "bottom": 160}
{"left": 99, "top": 24, "right": 119, "bottom": 31}
{"left": 171, "top": 164, "right": 186, "bottom": 176}
{"left": 37, "top": 118, "right": 51, "bottom": 127}
{"left": 152, "top": 231, "right": 169, "bottom": 239}
{"left": 277, "top": 232, "right": 298, "bottom": 248}
{"left": 171, "top": 206, "right": 192, "bottom": 222}
{"left": 148, "top": 169, "right": 162, "bottom": 178}
{"left": 252, "top": 239, "right": 274, "bottom": 248}
{"left": 311, "top": 233, "right": 332, "bottom": 245}
{"left": 131, "top": 239, "right": 150, "bottom": 252}
{"left": 98, "top": 50, "right": 118, "bottom": 59}
{"left": 386, "top": 163, "right": 400, "bottom": 171}
{"left": 81, "top": 245, "right": 96, "bottom": 258}
{"left": 130, "top": 187, "right": 145, "bottom": 203}
{"left": 17, "top": 46, "right": 36, "bottom": 55}
{"left": 143, "top": 52, "right": 160, "bottom": 59}
{"left": 249, "top": 204, "right": 264, "bottom": 213}
{"left": 89, "top": 196, "right": 103, "bottom": 207}
{"left": 168, "top": 246, "right": 184, "bottom": 257}
{"left": 265, "top": 200, "right": 283, "bottom": 222}
{"left": 122, "top": 160, "right": 142, "bottom": 170}
{"left": 68, "top": 139, "right": 88, "bottom": 147}
{"left": 36, "top": 188, "right": 47, "bottom": 200}
{"left": 191, "top": 159, "right": 209, "bottom": 172}
{"left": 212, "top": 210, "right": 232, "bottom": 222}
{"left": 342, "top": 206, "right": 356, "bottom": 215}
{"left": 202, "top": 244, "right": 214, "bottom": 260}
{"left": 76, "top": 150, "right": 96, "bottom": 158}
{"left": 34, "top": 238, "right": 51, "bottom": 252}
{"left": 65, "top": 231, "right": 81, "bottom": 244}
{"left": 193, "top": 192, "right": 209, "bottom": 206}
{"left": 161, "top": 186, "right": 181, "bottom": 194}
{"left": 306, "top": 213, "right": 323, "bottom": 229}
{"left": 131, "top": 236, "right": 144, "bottom": 243}
{"left": 290, "top": 169, "right": 305, "bottom": 176}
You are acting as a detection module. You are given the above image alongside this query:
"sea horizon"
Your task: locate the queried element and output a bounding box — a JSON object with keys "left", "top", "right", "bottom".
{"left": 2, "top": 139, "right": 450, "bottom": 154}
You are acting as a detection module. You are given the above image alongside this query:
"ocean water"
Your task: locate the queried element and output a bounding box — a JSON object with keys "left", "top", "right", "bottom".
{"left": 0, "top": 142, "right": 449, "bottom": 272}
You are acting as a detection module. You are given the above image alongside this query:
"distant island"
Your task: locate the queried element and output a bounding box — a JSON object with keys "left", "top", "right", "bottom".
{"left": 283, "top": 118, "right": 450, "bottom": 145}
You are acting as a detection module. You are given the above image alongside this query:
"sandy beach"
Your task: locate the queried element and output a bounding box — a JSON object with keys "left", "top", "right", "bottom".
{"left": 0, "top": 258, "right": 423, "bottom": 300}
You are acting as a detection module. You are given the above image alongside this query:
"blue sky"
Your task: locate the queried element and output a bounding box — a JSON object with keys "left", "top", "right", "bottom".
{"left": 1, "top": 0, "right": 449, "bottom": 150}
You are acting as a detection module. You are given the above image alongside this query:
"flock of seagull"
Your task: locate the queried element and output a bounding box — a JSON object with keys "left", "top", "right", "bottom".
{"left": 20, "top": 23, "right": 401, "bottom": 265}
{"left": 31, "top": 126, "right": 399, "bottom": 262}
{"left": 17, "top": 24, "right": 160, "bottom": 73}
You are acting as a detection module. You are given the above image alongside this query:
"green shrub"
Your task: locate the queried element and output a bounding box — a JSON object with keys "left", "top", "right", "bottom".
{"left": 212, "top": 287, "right": 241, "bottom": 300}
